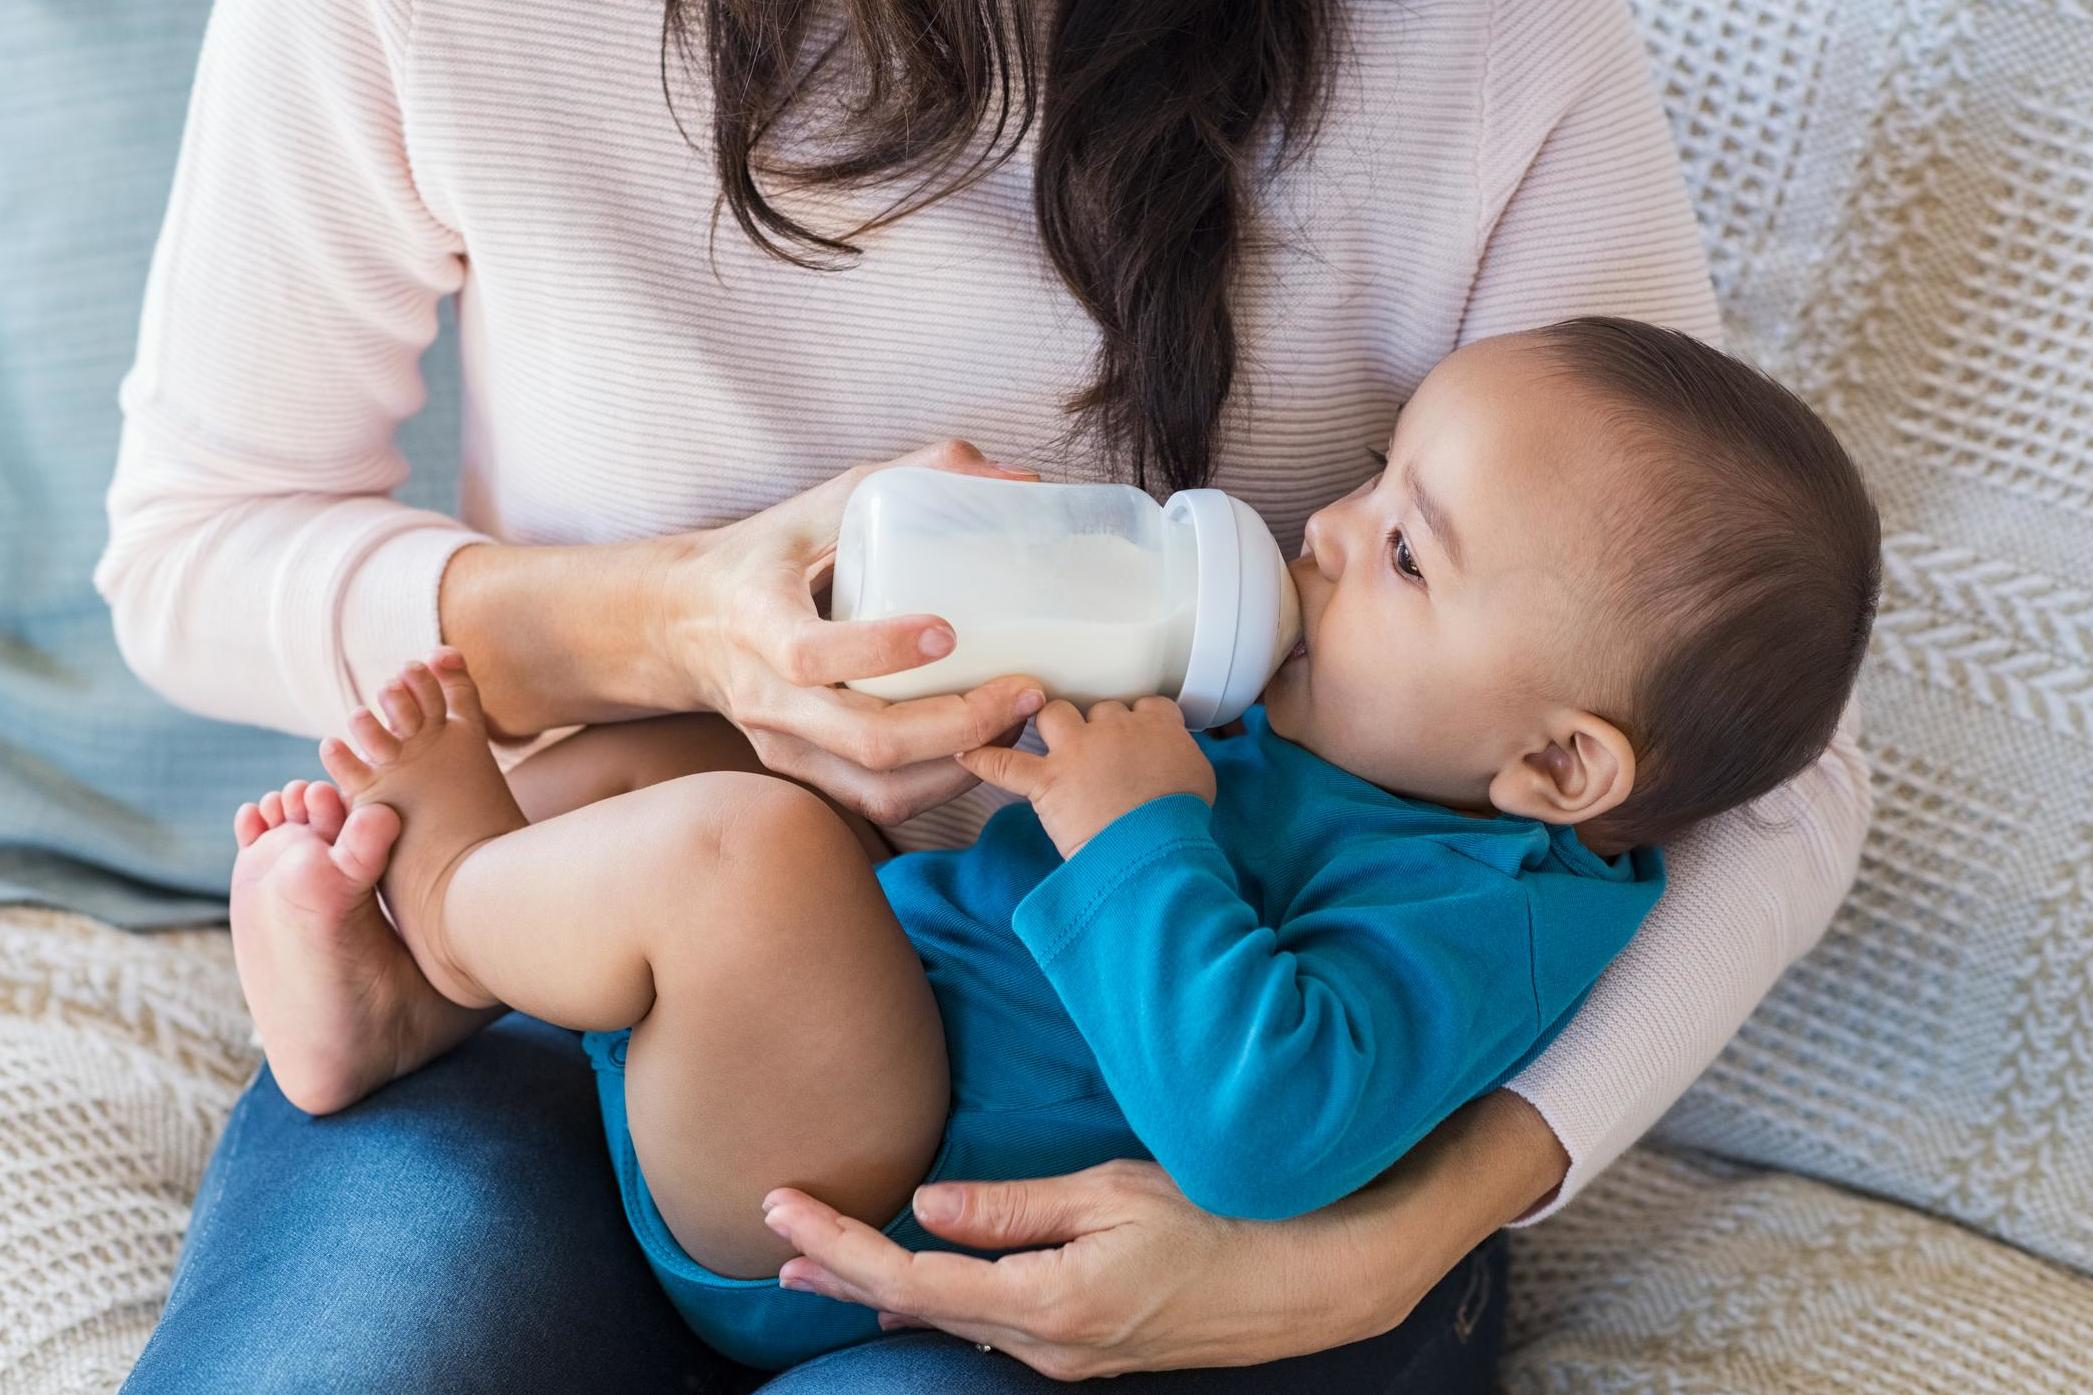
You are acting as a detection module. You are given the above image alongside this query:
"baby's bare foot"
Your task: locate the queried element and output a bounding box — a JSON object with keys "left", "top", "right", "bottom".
{"left": 229, "top": 778, "right": 488, "bottom": 1114}
{"left": 319, "top": 648, "right": 527, "bottom": 1009}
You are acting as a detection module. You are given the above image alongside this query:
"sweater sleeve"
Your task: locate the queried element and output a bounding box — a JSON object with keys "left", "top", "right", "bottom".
{"left": 1458, "top": 0, "right": 1723, "bottom": 347}
{"left": 1010, "top": 794, "right": 1544, "bottom": 1223}
{"left": 1456, "top": 0, "right": 1872, "bottom": 1218}
{"left": 1505, "top": 702, "right": 1871, "bottom": 1222}
{"left": 91, "top": 0, "right": 493, "bottom": 737}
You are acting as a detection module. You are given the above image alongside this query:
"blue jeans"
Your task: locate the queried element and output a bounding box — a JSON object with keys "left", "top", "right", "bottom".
{"left": 124, "top": 1015, "right": 1506, "bottom": 1393}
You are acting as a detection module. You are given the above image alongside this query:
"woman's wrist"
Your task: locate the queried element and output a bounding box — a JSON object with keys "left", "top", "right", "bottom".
{"left": 437, "top": 533, "right": 705, "bottom": 739}
{"left": 1325, "top": 1090, "right": 1569, "bottom": 1339}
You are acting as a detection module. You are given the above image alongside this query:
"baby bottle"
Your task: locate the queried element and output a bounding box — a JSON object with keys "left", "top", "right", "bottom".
{"left": 830, "top": 467, "right": 1301, "bottom": 730}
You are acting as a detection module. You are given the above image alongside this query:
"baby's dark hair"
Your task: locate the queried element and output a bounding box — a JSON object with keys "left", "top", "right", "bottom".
{"left": 1532, "top": 317, "right": 1880, "bottom": 849}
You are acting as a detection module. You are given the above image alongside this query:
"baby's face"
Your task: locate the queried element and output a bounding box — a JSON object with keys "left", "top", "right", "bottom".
{"left": 1262, "top": 334, "right": 1633, "bottom": 819}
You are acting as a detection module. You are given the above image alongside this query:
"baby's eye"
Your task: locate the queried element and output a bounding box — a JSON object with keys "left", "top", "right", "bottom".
{"left": 1388, "top": 528, "right": 1425, "bottom": 583}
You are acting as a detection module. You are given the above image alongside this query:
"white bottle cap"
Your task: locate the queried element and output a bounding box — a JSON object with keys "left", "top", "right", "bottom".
{"left": 1164, "top": 489, "right": 1303, "bottom": 730}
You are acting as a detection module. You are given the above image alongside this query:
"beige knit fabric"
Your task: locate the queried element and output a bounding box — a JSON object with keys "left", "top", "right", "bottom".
{"left": 0, "top": 909, "right": 254, "bottom": 1394}
{"left": 6, "top": 907, "right": 2089, "bottom": 1393}
{"left": 1628, "top": 0, "right": 2093, "bottom": 1282}
{"left": 10, "top": 0, "right": 2093, "bottom": 1390}
{"left": 1505, "top": 1147, "right": 2093, "bottom": 1394}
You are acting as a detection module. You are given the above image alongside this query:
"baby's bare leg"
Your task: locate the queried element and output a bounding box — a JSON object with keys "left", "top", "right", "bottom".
{"left": 499, "top": 713, "right": 893, "bottom": 865}
{"left": 323, "top": 651, "right": 948, "bottom": 1278}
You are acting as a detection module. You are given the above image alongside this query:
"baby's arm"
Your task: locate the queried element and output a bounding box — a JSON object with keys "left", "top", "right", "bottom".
{"left": 1009, "top": 798, "right": 1544, "bottom": 1221}
{"left": 962, "top": 699, "right": 1558, "bottom": 1221}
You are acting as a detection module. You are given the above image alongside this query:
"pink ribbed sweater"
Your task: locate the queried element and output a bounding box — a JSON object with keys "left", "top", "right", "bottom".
{"left": 93, "top": 0, "right": 1870, "bottom": 1219}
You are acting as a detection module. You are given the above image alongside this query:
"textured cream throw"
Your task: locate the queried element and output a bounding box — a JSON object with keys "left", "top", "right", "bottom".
{"left": 5, "top": 1, "right": 2091, "bottom": 1391}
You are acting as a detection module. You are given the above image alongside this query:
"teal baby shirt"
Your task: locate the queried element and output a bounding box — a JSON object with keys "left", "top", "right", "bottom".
{"left": 589, "top": 703, "right": 1666, "bottom": 1367}
{"left": 889, "top": 704, "right": 1667, "bottom": 1222}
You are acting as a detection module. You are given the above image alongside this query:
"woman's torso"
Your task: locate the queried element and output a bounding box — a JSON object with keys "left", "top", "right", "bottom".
{"left": 404, "top": 0, "right": 1504, "bottom": 846}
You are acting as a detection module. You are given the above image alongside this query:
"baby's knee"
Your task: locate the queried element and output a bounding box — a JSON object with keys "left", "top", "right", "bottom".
{"left": 660, "top": 772, "right": 854, "bottom": 874}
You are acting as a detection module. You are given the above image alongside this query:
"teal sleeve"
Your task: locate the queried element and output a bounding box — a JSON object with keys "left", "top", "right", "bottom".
{"left": 1011, "top": 794, "right": 1538, "bottom": 1221}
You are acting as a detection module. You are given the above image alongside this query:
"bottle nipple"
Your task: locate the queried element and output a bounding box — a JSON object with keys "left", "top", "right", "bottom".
{"left": 1275, "top": 568, "right": 1303, "bottom": 657}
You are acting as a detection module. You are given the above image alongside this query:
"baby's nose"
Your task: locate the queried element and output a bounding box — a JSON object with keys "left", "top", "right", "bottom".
{"left": 1301, "top": 514, "right": 1342, "bottom": 578}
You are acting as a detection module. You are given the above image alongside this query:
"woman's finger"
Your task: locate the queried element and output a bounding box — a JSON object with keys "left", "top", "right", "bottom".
{"left": 739, "top": 576, "right": 955, "bottom": 689}
{"left": 789, "top": 444, "right": 1032, "bottom": 545}
{"left": 903, "top": 1171, "right": 1129, "bottom": 1250}
{"left": 765, "top": 678, "right": 1045, "bottom": 774}
{"left": 876, "top": 1311, "right": 932, "bottom": 1332}
{"left": 764, "top": 1193, "right": 1040, "bottom": 1326}
{"left": 783, "top": 613, "right": 959, "bottom": 688}
{"left": 749, "top": 729, "right": 986, "bottom": 826}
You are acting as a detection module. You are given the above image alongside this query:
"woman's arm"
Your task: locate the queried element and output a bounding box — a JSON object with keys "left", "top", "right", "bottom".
{"left": 1507, "top": 707, "right": 1870, "bottom": 1218}
{"left": 92, "top": 0, "right": 484, "bottom": 738}
{"left": 1458, "top": 0, "right": 1872, "bottom": 1218}
{"left": 759, "top": 1090, "right": 1563, "bottom": 1381}
{"left": 92, "top": 0, "right": 689, "bottom": 742}
{"left": 92, "top": 0, "right": 1039, "bottom": 819}
{"left": 1458, "top": 0, "right": 1723, "bottom": 347}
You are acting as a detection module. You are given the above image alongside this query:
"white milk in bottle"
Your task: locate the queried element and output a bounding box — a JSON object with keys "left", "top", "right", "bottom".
{"left": 829, "top": 467, "right": 1300, "bottom": 729}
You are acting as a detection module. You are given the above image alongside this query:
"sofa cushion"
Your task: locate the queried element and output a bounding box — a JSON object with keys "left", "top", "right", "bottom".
{"left": 1626, "top": 0, "right": 2093, "bottom": 1278}
{"left": 1507, "top": 1145, "right": 2093, "bottom": 1393}
{"left": 0, "top": 0, "right": 462, "bottom": 927}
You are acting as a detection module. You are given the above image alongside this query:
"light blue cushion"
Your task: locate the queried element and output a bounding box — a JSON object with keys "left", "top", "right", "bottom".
{"left": 0, "top": 1, "right": 463, "bottom": 926}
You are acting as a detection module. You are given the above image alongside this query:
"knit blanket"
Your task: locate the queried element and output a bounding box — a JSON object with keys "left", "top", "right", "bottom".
{"left": 1625, "top": 0, "right": 2093, "bottom": 1283}
{"left": 5, "top": 0, "right": 2091, "bottom": 1390}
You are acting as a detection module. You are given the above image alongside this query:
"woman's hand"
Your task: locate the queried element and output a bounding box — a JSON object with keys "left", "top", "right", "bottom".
{"left": 957, "top": 698, "right": 1216, "bottom": 857}
{"left": 764, "top": 1160, "right": 1346, "bottom": 1381}
{"left": 652, "top": 440, "right": 1049, "bottom": 825}
{"left": 439, "top": 439, "right": 1044, "bottom": 821}
{"left": 757, "top": 1091, "right": 1566, "bottom": 1381}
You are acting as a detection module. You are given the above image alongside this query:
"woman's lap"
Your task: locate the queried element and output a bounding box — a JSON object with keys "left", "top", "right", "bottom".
{"left": 123, "top": 1014, "right": 1505, "bottom": 1395}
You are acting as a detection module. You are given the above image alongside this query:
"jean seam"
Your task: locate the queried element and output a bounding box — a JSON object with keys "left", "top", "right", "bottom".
{"left": 1375, "top": 1246, "right": 1498, "bottom": 1394}
{"left": 1453, "top": 1246, "right": 1491, "bottom": 1343}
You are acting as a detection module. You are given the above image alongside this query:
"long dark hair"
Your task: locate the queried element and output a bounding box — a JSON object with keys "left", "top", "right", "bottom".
{"left": 662, "top": 0, "right": 1345, "bottom": 494}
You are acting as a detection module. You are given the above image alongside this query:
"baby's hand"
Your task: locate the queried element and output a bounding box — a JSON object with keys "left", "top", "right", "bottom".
{"left": 956, "top": 698, "right": 1217, "bottom": 859}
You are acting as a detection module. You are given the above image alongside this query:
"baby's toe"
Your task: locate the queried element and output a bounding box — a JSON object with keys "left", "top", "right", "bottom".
{"left": 328, "top": 803, "right": 402, "bottom": 888}
{"left": 234, "top": 802, "right": 267, "bottom": 848}
{"left": 429, "top": 647, "right": 485, "bottom": 725}
{"left": 281, "top": 779, "right": 310, "bottom": 823}
{"left": 398, "top": 661, "right": 447, "bottom": 731}
{"left": 305, "top": 781, "right": 347, "bottom": 840}
{"left": 258, "top": 789, "right": 285, "bottom": 826}
{"left": 319, "top": 736, "right": 375, "bottom": 794}
{"left": 348, "top": 706, "right": 402, "bottom": 764}
{"left": 375, "top": 678, "right": 424, "bottom": 741}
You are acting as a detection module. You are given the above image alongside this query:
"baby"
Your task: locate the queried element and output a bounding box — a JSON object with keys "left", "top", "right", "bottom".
{"left": 226, "top": 317, "right": 1879, "bottom": 1371}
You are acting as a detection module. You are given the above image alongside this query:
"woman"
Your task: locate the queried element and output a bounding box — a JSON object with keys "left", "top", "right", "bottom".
{"left": 97, "top": 0, "right": 1870, "bottom": 1388}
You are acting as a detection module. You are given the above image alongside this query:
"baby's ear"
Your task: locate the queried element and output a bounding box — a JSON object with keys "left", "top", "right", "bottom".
{"left": 1488, "top": 712, "right": 1634, "bottom": 827}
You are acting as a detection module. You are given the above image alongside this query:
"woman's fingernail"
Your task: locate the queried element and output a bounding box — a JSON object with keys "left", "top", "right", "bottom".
{"left": 914, "top": 1185, "right": 960, "bottom": 1224}
{"left": 761, "top": 1192, "right": 782, "bottom": 1215}
{"left": 1015, "top": 689, "right": 1045, "bottom": 717}
{"left": 920, "top": 628, "right": 955, "bottom": 658}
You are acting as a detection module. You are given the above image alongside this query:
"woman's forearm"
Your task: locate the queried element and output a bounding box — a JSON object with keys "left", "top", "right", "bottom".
{"left": 1325, "top": 1089, "right": 1567, "bottom": 1338}
{"left": 438, "top": 535, "right": 701, "bottom": 740}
